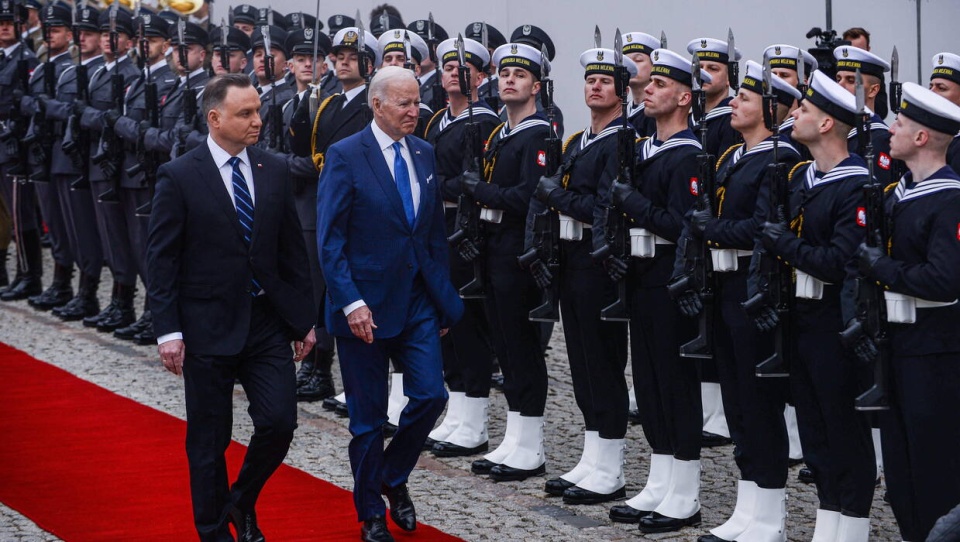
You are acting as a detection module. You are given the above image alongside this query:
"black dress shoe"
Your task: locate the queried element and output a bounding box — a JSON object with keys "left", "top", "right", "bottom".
{"left": 628, "top": 408, "right": 642, "bottom": 425}
{"left": 297, "top": 371, "right": 335, "bottom": 402}
{"left": 54, "top": 294, "right": 100, "bottom": 321}
{"left": 544, "top": 477, "right": 575, "bottom": 496}
{"left": 322, "top": 396, "right": 343, "bottom": 411}
{"left": 788, "top": 457, "right": 805, "bottom": 467}
{"left": 471, "top": 458, "right": 497, "bottom": 475}
{"left": 701, "top": 431, "right": 733, "bottom": 447}
{"left": 381, "top": 483, "right": 416, "bottom": 532}
{"left": 133, "top": 326, "right": 156, "bottom": 345}
{"left": 488, "top": 462, "right": 546, "bottom": 482}
{"left": 361, "top": 515, "right": 394, "bottom": 542}
{"left": 83, "top": 301, "right": 117, "bottom": 328}
{"left": 423, "top": 437, "right": 438, "bottom": 450}
{"left": 698, "top": 534, "right": 731, "bottom": 542}
{"left": 229, "top": 509, "right": 265, "bottom": 542}
{"left": 562, "top": 485, "right": 626, "bottom": 505}
{"left": 0, "top": 275, "right": 41, "bottom": 301}
{"left": 431, "top": 440, "right": 488, "bottom": 458}
{"left": 798, "top": 466, "right": 815, "bottom": 484}
{"left": 638, "top": 510, "right": 702, "bottom": 534}
{"left": 335, "top": 402, "right": 350, "bottom": 417}
{"left": 27, "top": 283, "right": 73, "bottom": 310}
{"left": 382, "top": 423, "right": 397, "bottom": 438}
{"left": 114, "top": 311, "right": 150, "bottom": 340}
{"left": 609, "top": 504, "right": 649, "bottom": 524}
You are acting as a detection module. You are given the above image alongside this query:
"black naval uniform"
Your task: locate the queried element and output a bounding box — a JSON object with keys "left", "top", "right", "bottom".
{"left": 419, "top": 69, "right": 445, "bottom": 113}
{"left": 425, "top": 102, "right": 500, "bottom": 402}
{"left": 779, "top": 116, "right": 812, "bottom": 161}
{"left": 764, "top": 155, "right": 876, "bottom": 517}
{"left": 616, "top": 130, "right": 701, "bottom": 458}
{"left": 946, "top": 135, "right": 960, "bottom": 174}
{"left": 541, "top": 120, "right": 629, "bottom": 439}
{"left": 628, "top": 100, "right": 656, "bottom": 138}
{"left": 705, "top": 138, "right": 801, "bottom": 488}
{"left": 473, "top": 113, "right": 550, "bottom": 417}
{"left": 691, "top": 96, "right": 738, "bottom": 157}
{"left": 847, "top": 113, "right": 901, "bottom": 187}
{"left": 863, "top": 167, "right": 960, "bottom": 541}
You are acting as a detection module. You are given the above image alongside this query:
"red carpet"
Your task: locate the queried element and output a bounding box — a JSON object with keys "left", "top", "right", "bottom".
{"left": 0, "top": 343, "right": 462, "bottom": 542}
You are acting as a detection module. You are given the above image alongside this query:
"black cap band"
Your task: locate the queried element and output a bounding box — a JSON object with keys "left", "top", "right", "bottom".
{"left": 651, "top": 64, "right": 691, "bottom": 86}
{"left": 803, "top": 85, "right": 857, "bottom": 126}
{"left": 693, "top": 50, "right": 729, "bottom": 64}
{"left": 835, "top": 59, "right": 885, "bottom": 78}
{"left": 931, "top": 66, "right": 960, "bottom": 86}
{"left": 499, "top": 55, "right": 541, "bottom": 79}
{"left": 622, "top": 43, "right": 653, "bottom": 56}
{"left": 442, "top": 49, "right": 484, "bottom": 71}
{"left": 899, "top": 97, "right": 960, "bottom": 135}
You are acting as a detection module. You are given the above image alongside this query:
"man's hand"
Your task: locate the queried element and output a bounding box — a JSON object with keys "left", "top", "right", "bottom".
{"left": 535, "top": 174, "right": 562, "bottom": 204}
{"left": 440, "top": 328, "right": 449, "bottom": 337}
{"left": 456, "top": 238, "right": 480, "bottom": 262}
{"left": 529, "top": 259, "right": 553, "bottom": 289}
{"left": 103, "top": 108, "right": 121, "bottom": 128}
{"left": 459, "top": 170, "right": 482, "bottom": 197}
{"left": 752, "top": 304, "right": 780, "bottom": 332}
{"left": 158, "top": 339, "right": 186, "bottom": 376}
{"left": 293, "top": 328, "right": 316, "bottom": 362}
{"left": 602, "top": 254, "right": 628, "bottom": 282}
{"left": 610, "top": 180, "right": 635, "bottom": 207}
{"left": 347, "top": 305, "right": 377, "bottom": 344}
{"left": 690, "top": 208, "right": 712, "bottom": 238}
{"left": 857, "top": 243, "right": 885, "bottom": 277}
{"left": 760, "top": 221, "right": 788, "bottom": 251}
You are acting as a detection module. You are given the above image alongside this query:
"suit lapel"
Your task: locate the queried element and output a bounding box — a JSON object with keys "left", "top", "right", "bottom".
{"left": 194, "top": 144, "right": 247, "bottom": 245}
{"left": 406, "top": 136, "right": 430, "bottom": 229}
{"left": 248, "top": 147, "right": 267, "bottom": 246}
{"left": 363, "top": 127, "right": 408, "bottom": 230}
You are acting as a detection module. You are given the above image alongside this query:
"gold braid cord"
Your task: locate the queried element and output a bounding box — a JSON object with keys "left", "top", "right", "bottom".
{"left": 559, "top": 131, "right": 584, "bottom": 188}
{"left": 716, "top": 143, "right": 742, "bottom": 172}
{"left": 482, "top": 123, "right": 506, "bottom": 181}
{"left": 422, "top": 108, "right": 447, "bottom": 141}
{"left": 310, "top": 93, "right": 339, "bottom": 172}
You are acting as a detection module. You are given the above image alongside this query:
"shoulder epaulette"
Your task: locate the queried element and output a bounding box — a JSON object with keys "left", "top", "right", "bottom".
{"left": 788, "top": 160, "right": 814, "bottom": 182}
{"left": 716, "top": 143, "right": 743, "bottom": 172}
{"left": 310, "top": 93, "right": 340, "bottom": 171}
{"left": 562, "top": 131, "right": 584, "bottom": 154}
{"left": 423, "top": 108, "right": 447, "bottom": 138}
{"left": 484, "top": 122, "right": 506, "bottom": 153}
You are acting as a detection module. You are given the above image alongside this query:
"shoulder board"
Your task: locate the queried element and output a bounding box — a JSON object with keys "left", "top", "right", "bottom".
{"left": 788, "top": 160, "right": 813, "bottom": 182}
{"left": 563, "top": 130, "right": 585, "bottom": 154}
{"left": 424, "top": 107, "right": 446, "bottom": 137}
{"left": 716, "top": 143, "right": 743, "bottom": 172}
{"left": 484, "top": 122, "right": 506, "bottom": 152}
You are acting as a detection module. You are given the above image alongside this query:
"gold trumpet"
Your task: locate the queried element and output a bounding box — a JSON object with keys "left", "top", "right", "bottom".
{"left": 159, "top": 0, "right": 205, "bottom": 16}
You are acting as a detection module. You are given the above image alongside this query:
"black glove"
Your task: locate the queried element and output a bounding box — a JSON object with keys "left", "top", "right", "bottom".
{"left": 857, "top": 242, "right": 885, "bottom": 276}
{"left": 609, "top": 180, "right": 635, "bottom": 207}
{"left": 72, "top": 101, "right": 89, "bottom": 117}
{"left": 602, "top": 254, "right": 628, "bottom": 282}
{"left": 760, "top": 221, "right": 788, "bottom": 251}
{"left": 690, "top": 208, "right": 712, "bottom": 238}
{"left": 137, "top": 119, "right": 151, "bottom": 138}
{"left": 752, "top": 304, "right": 780, "bottom": 332}
{"left": 456, "top": 238, "right": 480, "bottom": 262}
{"left": 675, "top": 288, "right": 704, "bottom": 318}
{"left": 11, "top": 89, "right": 23, "bottom": 103}
{"left": 841, "top": 319, "right": 879, "bottom": 365}
{"left": 535, "top": 174, "right": 561, "bottom": 204}
{"left": 99, "top": 158, "right": 117, "bottom": 179}
{"left": 529, "top": 259, "right": 553, "bottom": 289}
{"left": 459, "top": 170, "right": 482, "bottom": 197}
{"left": 176, "top": 122, "right": 194, "bottom": 143}
{"left": 103, "top": 109, "right": 121, "bottom": 128}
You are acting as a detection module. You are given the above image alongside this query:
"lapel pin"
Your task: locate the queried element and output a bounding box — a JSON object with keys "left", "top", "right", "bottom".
{"left": 257, "top": 163, "right": 263, "bottom": 168}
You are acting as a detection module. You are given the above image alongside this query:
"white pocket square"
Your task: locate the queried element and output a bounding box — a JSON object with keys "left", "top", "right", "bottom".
{"left": 426, "top": 174, "right": 434, "bottom": 184}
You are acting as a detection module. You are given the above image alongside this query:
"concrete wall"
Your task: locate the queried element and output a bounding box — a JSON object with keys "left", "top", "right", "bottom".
{"left": 233, "top": 0, "right": 959, "bottom": 129}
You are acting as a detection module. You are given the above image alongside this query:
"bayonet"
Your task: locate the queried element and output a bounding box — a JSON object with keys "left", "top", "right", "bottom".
{"left": 455, "top": 33, "right": 466, "bottom": 70}
{"left": 659, "top": 30, "right": 667, "bottom": 49}
{"left": 355, "top": 9, "right": 364, "bottom": 40}
{"left": 613, "top": 30, "right": 623, "bottom": 67}
{"left": 266, "top": 6, "right": 273, "bottom": 27}
{"left": 727, "top": 27, "right": 739, "bottom": 91}
{"left": 540, "top": 43, "right": 551, "bottom": 80}
{"left": 356, "top": 9, "right": 370, "bottom": 85}
{"left": 691, "top": 56, "right": 702, "bottom": 93}
{"left": 855, "top": 68, "right": 866, "bottom": 115}
{"left": 889, "top": 46, "right": 902, "bottom": 114}
{"left": 481, "top": 22, "right": 488, "bottom": 52}
{"left": 427, "top": 12, "right": 435, "bottom": 42}
{"left": 594, "top": 25, "right": 601, "bottom": 49}
{"left": 219, "top": 17, "right": 229, "bottom": 71}
{"left": 379, "top": 9, "right": 388, "bottom": 33}
{"left": 311, "top": 0, "right": 321, "bottom": 83}
{"left": 796, "top": 48, "right": 807, "bottom": 94}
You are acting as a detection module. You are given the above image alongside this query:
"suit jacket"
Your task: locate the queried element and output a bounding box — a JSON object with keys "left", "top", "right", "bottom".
{"left": 146, "top": 142, "right": 314, "bottom": 356}
{"left": 317, "top": 124, "right": 464, "bottom": 339}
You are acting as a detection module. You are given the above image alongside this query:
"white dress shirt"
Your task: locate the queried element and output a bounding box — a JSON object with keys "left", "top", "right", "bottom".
{"left": 341, "top": 83, "right": 366, "bottom": 108}
{"left": 342, "top": 121, "right": 422, "bottom": 317}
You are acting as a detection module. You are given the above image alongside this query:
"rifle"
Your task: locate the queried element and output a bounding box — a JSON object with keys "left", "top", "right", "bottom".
{"left": 518, "top": 44, "right": 561, "bottom": 323}
{"left": 355, "top": 10, "right": 373, "bottom": 125}
{"left": 307, "top": 0, "right": 321, "bottom": 120}
{"left": 426, "top": 13, "right": 444, "bottom": 112}
{"left": 675, "top": 56, "right": 715, "bottom": 359}
{"left": 21, "top": 20, "right": 56, "bottom": 183}
{"left": 260, "top": 24, "right": 284, "bottom": 151}
{"left": 218, "top": 18, "right": 229, "bottom": 72}
{"left": 796, "top": 48, "right": 808, "bottom": 95}
{"left": 726, "top": 28, "right": 739, "bottom": 92}
{"left": 0, "top": 2, "right": 31, "bottom": 179}
{"left": 93, "top": 2, "right": 123, "bottom": 204}
{"left": 64, "top": 0, "right": 91, "bottom": 190}
{"left": 446, "top": 34, "right": 485, "bottom": 299}
{"left": 743, "top": 55, "right": 792, "bottom": 377}
{"left": 840, "top": 69, "right": 891, "bottom": 411}
{"left": 131, "top": 17, "right": 160, "bottom": 217}
{"left": 480, "top": 23, "right": 499, "bottom": 112}
{"left": 591, "top": 30, "right": 632, "bottom": 323}
{"left": 888, "top": 46, "right": 901, "bottom": 116}
{"left": 175, "top": 19, "right": 199, "bottom": 158}
{"left": 402, "top": 30, "right": 417, "bottom": 72}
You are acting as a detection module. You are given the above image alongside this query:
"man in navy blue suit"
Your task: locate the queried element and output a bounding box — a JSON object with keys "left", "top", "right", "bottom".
{"left": 317, "top": 65, "right": 464, "bottom": 542}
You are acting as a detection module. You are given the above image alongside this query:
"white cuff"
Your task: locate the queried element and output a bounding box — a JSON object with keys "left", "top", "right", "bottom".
{"left": 157, "top": 332, "right": 183, "bottom": 345}
{"left": 342, "top": 300, "right": 367, "bottom": 317}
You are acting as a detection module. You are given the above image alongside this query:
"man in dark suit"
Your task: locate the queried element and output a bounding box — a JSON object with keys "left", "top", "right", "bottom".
{"left": 146, "top": 73, "right": 316, "bottom": 542}
{"left": 317, "top": 66, "right": 463, "bottom": 542}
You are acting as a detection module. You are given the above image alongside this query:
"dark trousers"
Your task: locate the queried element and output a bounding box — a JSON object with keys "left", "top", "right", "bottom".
{"left": 882, "top": 353, "right": 960, "bottom": 541}
{"left": 56, "top": 175, "right": 103, "bottom": 277}
{"left": 630, "top": 284, "right": 702, "bottom": 460}
{"left": 302, "top": 228, "right": 334, "bottom": 352}
{"left": 560, "top": 235, "right": 628, "bottom": 439}
{"left": 183, "top": 298, "right": 298, "bottom": 542}
{"left": 337, "top": 282, "right": 447, "bottom": 521}
{"left": 0, "top": 168, "right": 39, "bottom": 235}
{"left": 791, "top": 329, "right": 875, "bottom": 516}
{"left": 713, "top": 271, "right": 788, "bottom": 488}
{"left": 483, "top": 249, "right": 547, "bottom": 416}
{"left": 35, "top": 179, "right": 73, "bottom": 267}
{"left": 90, "top": 179, "right": 137, "bottom": 285}
{"left": 120, "top": 187, "right": 150, "bottom": 285}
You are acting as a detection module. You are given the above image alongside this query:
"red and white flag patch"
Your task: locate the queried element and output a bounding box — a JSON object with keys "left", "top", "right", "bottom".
{"left": 877, "top": 152, "right": 892, "bottom": 170}
{"left": 536, "top": 150, "right": 547, "bottom": 167}
{"left": 956, "top": 223, "right": 960, "bottom": 241}
{"left": 856, "top": 207, "right": 867, "bottom": 227}
{"left": 689, "top": 177, "right": 699, "bottom": 196}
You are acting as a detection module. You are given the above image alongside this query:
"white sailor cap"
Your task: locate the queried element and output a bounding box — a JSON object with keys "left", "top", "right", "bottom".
{"left": 763, "top": 44, "right": 818, "bottom": 75}
{"left": 332, "top": 27, "right": 380, "bottom": 65}
{"left": 898, "top": 81, "right": 960, "bottom": 135}
{"left": 437, "top": 37, "right": 489, "bottom": 71}
{"left": 803, "top": 69, "right": 860, "bottom": 126}
{"left": 930, "top": 52, "right": 960, "bottom": 86}
{"left": 650, "top": 48, "right": 711, "bottom": 86}
{"left": 686, "top": 37, "right": 742, "bottom": 64}
{"left": 493, "top": 43, "right": 544, "bottom": 79}
{"left": 740, "top": 60, "right": 802, "bottom": 105}
{"left": 377, "top": 29, "right": 429, "bottom": 64}
{"left": 579, "top": 48, "right": 638, "bottom": 78}
{"left": 621, "top": 32, "right": 660, "bottom": 57}
{"left": 833, "top": 46, "right": 890, "bottom": 77}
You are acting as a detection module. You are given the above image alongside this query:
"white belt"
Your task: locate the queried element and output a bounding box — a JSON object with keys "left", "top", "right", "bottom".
{"left": 479, "top": 208, "right": 503, "bottom": 223}
{"left": 884, "top": 291, "right": 957, "bottom": 324}
{"left": 795, "top": 270, "right": 831, "bottom": 300}
{"left": 710, "top": 248, "right": 753, "bottom": 272}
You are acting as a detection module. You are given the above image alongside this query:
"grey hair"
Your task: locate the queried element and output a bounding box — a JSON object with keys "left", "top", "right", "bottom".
{"left": 368, "top": 66, "right": 418, "bottom": 109}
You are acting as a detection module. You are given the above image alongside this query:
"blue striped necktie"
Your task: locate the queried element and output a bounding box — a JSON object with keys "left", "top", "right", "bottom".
{"left": 228, "top": 156, "right": 261, "bottom": 296}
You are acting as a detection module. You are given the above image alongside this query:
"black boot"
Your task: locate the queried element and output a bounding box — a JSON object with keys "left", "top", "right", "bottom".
{"left": 0, "top": 249, "right": 8, "bottom": 289}
{"left": 84, "top": 281, "right": 118, "bottom": 327}
{"left": 1, "top": 230, "right": 43, "bottom": 301}
{"left": 115, "top": 303, "right": 151, "bottom": 340}
{"left": 28, "top": 263, "right": 74, "bottom": 310}
{"left": 297, "top": 348, "right": 336, "bottom": 401}
{"left": 97, "top": 282, "right": 136, "bottom": 332}
{"left": 133, "top": 311, "right": 156, "bottom": 345}
{"left": 55, "top": 273, "right": 101, "bottom": 321}
{"left": 295, "top": 351, "right": 317, "bottom": 389}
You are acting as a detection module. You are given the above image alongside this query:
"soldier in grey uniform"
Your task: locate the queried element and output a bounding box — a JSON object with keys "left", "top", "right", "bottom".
{"left": 251, "top": 24, "right": 293, "bottom": 152}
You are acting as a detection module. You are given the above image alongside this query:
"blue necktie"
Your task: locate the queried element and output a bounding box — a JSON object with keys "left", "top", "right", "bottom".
{"left": 228, "top": 156, "right": 261, "bottom": 296}
{"left": 391, "top": 141, "right": 416, "bottom": 227}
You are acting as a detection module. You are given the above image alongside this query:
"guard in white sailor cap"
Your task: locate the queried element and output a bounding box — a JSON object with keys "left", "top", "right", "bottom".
{"left": 686, "top": 60, "right": 802, "bottom": 542}
{"left": 854, "top": 81, "right": 960, "bottom": 542}
{"left": 376, "top": 29, "right": 433, "bottom": 137}
{"left": 833, "top": 45, "right": 903, "bottom": 186}
{"left": 764, "top": 43, "right": 818, "bottom": 163}
{"left": 621, "top": 31, "right": 660, "bottom": 137}
{"left": 424, "top": 36, "right": 501, "bottom": 462}
{"left": 454, "top": 41, "right": 553, "bottom": 484}
{"left": 760, "top": 69, "right": 877, "bottom": 542}
{"left": 533, "top": 45, "right": 635, "bottom": 507}
{"left": 928, "top": 52, "right": 960, "bottom": 172}
{"left": 594, "top": 47, "right": 706, "bottom": 534}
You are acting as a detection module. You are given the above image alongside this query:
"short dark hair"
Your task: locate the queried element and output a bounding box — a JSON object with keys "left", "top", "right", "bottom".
{"left": 202, "top": 74, "right": 253, "bottom": 116}
{"left": 842, "top": 27, "right": 871, "bottom": 46}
